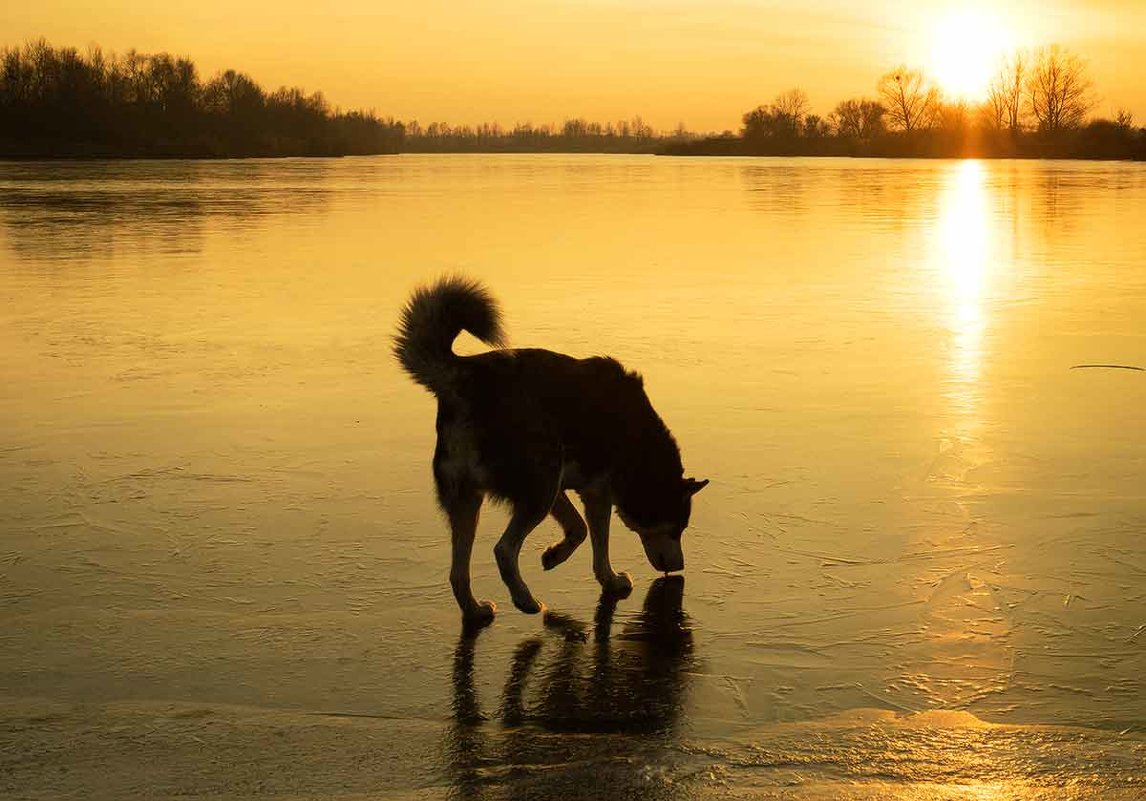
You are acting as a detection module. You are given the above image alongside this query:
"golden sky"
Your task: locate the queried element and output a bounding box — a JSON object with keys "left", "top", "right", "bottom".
{"left": 5, "top": 1, "right": 1144, "bottom": 131}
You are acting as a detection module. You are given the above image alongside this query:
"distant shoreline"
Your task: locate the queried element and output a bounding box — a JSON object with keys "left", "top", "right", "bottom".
{"left": 4, "top": 149, "right": 1144, "bottom": 163}
{"left": 10, "top": 137, "right": 1141, "bottom": 162}
{"left": 5, "top": 40, "right": 1144, "bottom": 164}
{"left": 0, "top": 152, "right": 386, "bottom": 162}
{"left": 658, "top": 134, "right": 1146, "bottom": 161}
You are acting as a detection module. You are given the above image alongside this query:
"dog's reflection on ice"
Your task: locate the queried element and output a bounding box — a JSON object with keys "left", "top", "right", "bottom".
{"left": 447, "top": 577, "right": 696, "bottom": 799}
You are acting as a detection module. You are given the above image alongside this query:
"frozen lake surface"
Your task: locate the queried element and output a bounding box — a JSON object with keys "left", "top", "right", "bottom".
{"left": 2, "top": 155, "right": 1145, "bottom": 799}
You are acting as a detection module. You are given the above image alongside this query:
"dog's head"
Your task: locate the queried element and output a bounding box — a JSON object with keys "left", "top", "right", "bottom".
{"left": 616, "top": 477, "right": 708, "bottom": 573}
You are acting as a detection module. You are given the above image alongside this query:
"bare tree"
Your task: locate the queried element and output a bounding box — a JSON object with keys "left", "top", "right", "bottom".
{"left": 202, "top": 68, "right": 264, "bottom": 117}
{"left": 1026, "top": 45, "right": 1094, "bottom": 133}
{"left": 742, "top": 88, "right": 811, "bottom": 141}
{"left": 772, "top": 88, "right": 809, "bottom": 121}
{"left": 803, "top": 114, "right": 830, "bottom": 138}
{"left": 671, "top": 121, "right": 693, "bottom": 141}
{"left": 830, "top": 98, "right": 885, "bottom": 140}
{"left": 935, "top": 99, "right": 968, "bottom": 132}
{"left": 877, "top": 67, "right": 938, "bottom": 132}
{"left": 986, "top": 51, "right": 1027, "bottom": 133}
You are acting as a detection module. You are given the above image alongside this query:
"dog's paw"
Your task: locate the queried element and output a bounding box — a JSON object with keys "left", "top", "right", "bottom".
{"left": 512, "top": 594, "right": 545, "bottom": 615}
{"left": 463, "top": 600, "right": 496, "bottom": 628}
{"left": 602, "top": 572, "right": 634, "bottom": 597}
{"left": 541, "top": 544, "right": 565, "bottom": 571}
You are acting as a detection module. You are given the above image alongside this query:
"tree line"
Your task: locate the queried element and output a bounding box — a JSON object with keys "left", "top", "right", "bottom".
{"left": 402, "top": 117, "right": 693, "bottom": 153}
{"left": 0, "top": 40, "right": 404, "bottom": 158}
{"left": 2, "top": 39, "right": 1142, "bottom": 160}
{"left": 671, "top": 45, "right": 1145, "bottom": 160}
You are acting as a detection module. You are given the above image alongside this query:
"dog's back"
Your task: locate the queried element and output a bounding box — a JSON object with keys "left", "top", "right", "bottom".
{"left": 447, "top": 348, "right": 680, "bottom": 502}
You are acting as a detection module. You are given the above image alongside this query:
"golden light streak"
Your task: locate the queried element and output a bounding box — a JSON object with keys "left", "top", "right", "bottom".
{"left": 939, "top": 160, "right": 990, "bottom": 406}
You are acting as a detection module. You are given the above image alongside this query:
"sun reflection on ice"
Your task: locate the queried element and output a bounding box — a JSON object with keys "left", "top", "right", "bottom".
{"left": 932, "top": 158, "right": 996, "bottom": 462}
{"left": 940, "top": 160, "right": 989, "bottom": 398}
{"left": 922, "top": 159, "right": 1002, "bottom": 522}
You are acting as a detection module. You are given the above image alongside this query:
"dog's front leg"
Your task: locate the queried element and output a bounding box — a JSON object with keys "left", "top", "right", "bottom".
{"left": 583, "top": 493, "right": 633, "bottom": 596}
{"left": 493, "top": 508, "right": 548, "bottom": 614}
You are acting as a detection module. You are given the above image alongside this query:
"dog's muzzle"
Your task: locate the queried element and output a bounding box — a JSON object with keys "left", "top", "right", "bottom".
{"left": 639, "top": 532, "right": 684, "bottom": 574}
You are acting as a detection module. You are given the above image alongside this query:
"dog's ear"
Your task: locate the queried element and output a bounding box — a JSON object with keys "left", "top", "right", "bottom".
{"left": 684, "top": 477, "right": 709, "bottom": 496}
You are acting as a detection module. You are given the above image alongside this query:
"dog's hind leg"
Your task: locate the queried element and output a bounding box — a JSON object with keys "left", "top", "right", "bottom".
{"left": 541, "top": 491, "right": 588, "bottom": 571}
{"left": 583, "top": 491, "right": 633, "bottom": 596}
{"left": 493, "top": 503, "right": 550, "bottom": 614}
{"left": 447, "top": 492, "right": 496, "bottom": 626}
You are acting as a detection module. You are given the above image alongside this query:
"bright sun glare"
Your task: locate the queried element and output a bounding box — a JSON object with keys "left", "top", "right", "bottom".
{"left": 930, "top": 10, "right": 1015, "bottom": 101}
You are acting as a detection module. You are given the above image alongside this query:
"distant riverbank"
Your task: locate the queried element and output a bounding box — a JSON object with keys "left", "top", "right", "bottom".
{"left": 4, "top": 135, "right": 1144, "bottom": 161}
{"left": 4, "top": 40, "right": 1143, "bottom": 162}
{"left": 660, "top": 128, "right": 1146, "bottom": 161}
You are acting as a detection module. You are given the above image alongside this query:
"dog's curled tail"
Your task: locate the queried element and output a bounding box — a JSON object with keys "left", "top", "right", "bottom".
{"left": 394, "top": 276, "right": 506, "bottom": 394}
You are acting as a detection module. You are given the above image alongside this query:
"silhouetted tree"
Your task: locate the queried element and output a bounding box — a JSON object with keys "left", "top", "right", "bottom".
{"left": 670, "top": 121, "right": 696, "bottom": 142}
{"left": 877, "top": 67, "right": 939, "bottom": 132}
{"left": 935, "top": 100, "right": 970, "bottom": 132}
{"left": 830, "top": 98, "right": 885, "bottom": 140}
{"left": 740, "top": 105, "right": 772, "bottom": 140}
{"left": 773, "top": 88, "right": 809, "bottom": 123}
{"left": 1073, "top": 113, "right": 1146, "bottom": 160}
{"left": 802, "top": 114, "right": 830, "bottom": 139}
{"left": 1026, "top": 45, "right": 1094, "bottom": 133}
{"left": 986, "top": 51, "right": 1027, "bottom": 133}
{"left": 741, "top": 88, "right": 812, "bottom": 147}
{"left": 629, "top": 116, "right": 655, "bottom": 141}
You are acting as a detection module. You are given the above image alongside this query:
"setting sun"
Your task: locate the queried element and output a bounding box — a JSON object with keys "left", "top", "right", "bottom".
{"left": 930, "top": 9, "right": 1015, "bottom": 101}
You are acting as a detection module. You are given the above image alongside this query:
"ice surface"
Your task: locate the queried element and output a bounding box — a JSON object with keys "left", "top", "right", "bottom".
{"left": 2, "top": 156, "right": 1144, "bottom": 798}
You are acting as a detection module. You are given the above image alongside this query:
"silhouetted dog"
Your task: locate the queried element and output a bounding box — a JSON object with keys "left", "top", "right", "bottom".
{"left": 395, "top": 277, "right": 707, "bottom": 625}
